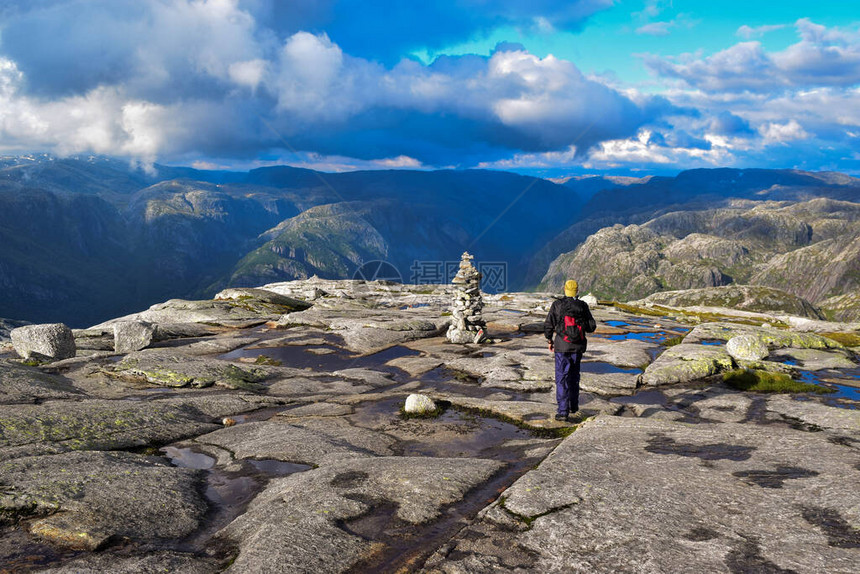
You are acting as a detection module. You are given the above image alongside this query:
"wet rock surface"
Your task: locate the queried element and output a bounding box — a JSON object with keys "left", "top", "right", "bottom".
{"left": 426, "top": 416, "right": 860, "bottom": 574}
{"left": 0, "top": 278, "right": 857, "bottom": 572}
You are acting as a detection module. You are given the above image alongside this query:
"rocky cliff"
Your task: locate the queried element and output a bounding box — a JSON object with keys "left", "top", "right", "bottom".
{"left": 541, "top": 198, "right": 860, "bottom": 320}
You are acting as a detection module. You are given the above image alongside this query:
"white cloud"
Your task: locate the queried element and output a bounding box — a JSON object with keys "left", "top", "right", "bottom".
{"left": 228, "top": 59, "right": 267, "bottom": 90}
{"left": 636, "top": 21, "right": 673, "bottom": 36}
{"left": 758, "top": 119, "right": 809, "bottom": 143}
{"left": 646, "top": 19, "right": 860, "bottom": 92}
{"left": 477, "top": 146, "right": 578, "bottom": 169}
{"left": 736, "top": 24, "right": 785, "bottom": 40}
{"left": 372, "top": 155, "right": 424, "bottom": 168}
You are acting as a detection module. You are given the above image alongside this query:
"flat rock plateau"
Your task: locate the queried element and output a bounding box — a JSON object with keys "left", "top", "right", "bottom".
{"left": 0, "top": 279, "right": 858, "bottom": 573}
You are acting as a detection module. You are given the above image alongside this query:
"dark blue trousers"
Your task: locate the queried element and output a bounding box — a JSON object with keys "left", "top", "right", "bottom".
{"left": 554, "top": 351, "right": 583, "bottom": 416}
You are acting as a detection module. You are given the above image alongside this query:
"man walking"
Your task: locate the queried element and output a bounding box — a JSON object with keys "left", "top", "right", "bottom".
{"left": 544, "top": 280, "right": 596, "bottom": 422}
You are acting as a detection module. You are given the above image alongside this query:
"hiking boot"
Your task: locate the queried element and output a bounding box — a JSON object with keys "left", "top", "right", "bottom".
{"left": 554, "top": 413, "right": 569, "bottom": 422}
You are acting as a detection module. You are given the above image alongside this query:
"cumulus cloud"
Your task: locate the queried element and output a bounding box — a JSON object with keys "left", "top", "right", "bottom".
{"left": 645, "top": 19, "right": 860, "bottom": 92}
{"left": 0, "top": 2, "right": 660, "bottom": 167}
{"left": 758, "top": 119, "right": 809, "bottom": 143}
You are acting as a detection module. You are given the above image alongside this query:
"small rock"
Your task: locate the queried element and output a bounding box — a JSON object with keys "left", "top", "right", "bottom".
{"left": 222, "top": 417, "right": 237, "bottom": 427}
{"left": 113, "top": 321, "right": 156, "bottom": 353}
{"left": 404, "top": 394, "right": 437, "bottom": 414}
{"left": 303, "top": 288, "right": 328, "bottom": 300}
{"left": 10, "top": 323, "right": 76, "bottom": 360}
{"left": 581, "top": 293, "right": 598, "bottom": 306}
{"left": 726, "top": 335, "right": 769, "bottom": 361}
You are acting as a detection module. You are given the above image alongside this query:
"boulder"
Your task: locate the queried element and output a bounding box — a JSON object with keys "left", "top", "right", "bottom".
{"left": 404, "top": 393, "right": 437, "bottom": 414}
{"left": 113, "top": 320, "right": 156, "bottom": 353}
{"left": 580, "top": 293, "right": 598, "bottom": 306}
{"left": 10, "top": 323, "right": 76, "bottom": 360}
{"left": 726, "top": 335, "right": 769, "bottom": 361}
{"left": 641, "top": 343, "right": 735, "bottom": 386}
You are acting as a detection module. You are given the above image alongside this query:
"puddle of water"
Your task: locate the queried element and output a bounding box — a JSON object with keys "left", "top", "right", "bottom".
{"left": 580, "top": 361, "right": 642, "bottom": 375}
{"left": 342, "top": 408, "right": 557, "bottom": 574}
{"left": 0, "top": 526, "right": 84, "bottom": 572}
{"left": 165, "top": 449, "right": 311, "bottom": 553}
{"left": 794, "top": 369, "right": 860, "bottom": 406}
{"left": 605, "top": 320, "right": 630, "bottom": 328}
{"left": 498, "top": 309, "right": 527, "bottom": 315}
{"left": 399, "top": 303, "right": 431, "bottom": 310}
{"left": 597, "top": 331, "right": 671, "bottom": 344}
{"left": 220, "top": 344, "right": 419, "bottom": 374}
{"left": 161, "top": 447, "right": 216, "bottom": 470}
{"left": 700, "top": 339, "right": 724, "bottom": 346}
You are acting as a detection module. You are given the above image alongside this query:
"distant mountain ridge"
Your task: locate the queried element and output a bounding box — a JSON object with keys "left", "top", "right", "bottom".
{"left": 3, "top": 155, "right": 859, "bottom": 326}
{"left": 540, "top": 197, "right": 860, "bottom": 321}
{"left": 526, "top": 167, "right": 860, "bottom": 288}
{"left": 0, "top": 155, "right": 580, "bottom": 326}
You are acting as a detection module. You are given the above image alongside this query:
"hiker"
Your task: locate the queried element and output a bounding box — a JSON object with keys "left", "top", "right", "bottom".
{"left": 544, "top": 280, "right": 596, "bottom": 422}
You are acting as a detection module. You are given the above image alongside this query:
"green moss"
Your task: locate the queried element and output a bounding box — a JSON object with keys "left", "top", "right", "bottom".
{"left": 821, "top": 332, "right": 860, "bottom": 347}
{"left": 254, "top": 354, "right": 283, "bottom": 366}
{"left": 664, "top": 336, "right": 685, "bottom": 347}
{"left": 723, "top": 369, "right": 835, "bottom": 394}
{"left": 449, "top": 405, "right": 579, "bottom": 438}
{"left": 611, "top": 302, "right": 667, "bottom": 317}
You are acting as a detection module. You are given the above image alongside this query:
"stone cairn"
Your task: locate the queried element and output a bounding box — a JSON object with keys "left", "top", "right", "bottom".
{"left": 446, "top": 252, "right": 487, "bottom": 344}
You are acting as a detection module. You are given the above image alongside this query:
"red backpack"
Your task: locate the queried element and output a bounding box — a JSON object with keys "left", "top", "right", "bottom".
{"left": 557, "top": 299, "right": 585, "bottom": 344}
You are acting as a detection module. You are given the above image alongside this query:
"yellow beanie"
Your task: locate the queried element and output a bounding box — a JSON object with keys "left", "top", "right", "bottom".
{"left": 564, "top": 280, "right": 578, "bottom": 297}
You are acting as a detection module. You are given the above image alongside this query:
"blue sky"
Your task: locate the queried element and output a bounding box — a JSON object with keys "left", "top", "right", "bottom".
{"left": 0, "top": 1, "right": 859, "bottom": 176}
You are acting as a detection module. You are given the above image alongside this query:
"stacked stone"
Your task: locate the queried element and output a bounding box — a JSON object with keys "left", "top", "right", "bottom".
{"left": 446, "top": 252, "right": 487, "bottom": 344}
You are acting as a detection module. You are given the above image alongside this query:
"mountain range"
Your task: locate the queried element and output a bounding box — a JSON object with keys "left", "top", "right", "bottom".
{"left": 2, "top": 155, "right": 859, "bottom": 326}
{"left": 0, "top": 155, "right": 579, "bottom": 326}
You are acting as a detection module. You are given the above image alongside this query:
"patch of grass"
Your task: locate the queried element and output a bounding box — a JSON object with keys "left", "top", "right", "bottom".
{"left": 499, "top": 295, "right": 514, "bottom": 301}
{"left": 254, "top": 354, "right": 282, "bottom": 366}
{"left": 821, "top": 332, "right": 860, "bottom": 347}
{"left": 723, "top": 369, "right": 835, "bottom": 394}
{"left": 664, "top": 335, "right": 685, "bottom": 347}
{"left": 612, "top": 301, "right": 789, "bottom": 328}
{"left": 19, "top": 358, "right": 46, "bottom": 367}
{"left": 450, "top": 404, "right": 578, "bottom": 438}
{"left": 611, "top": 302, "right": 667, "bottom": 317}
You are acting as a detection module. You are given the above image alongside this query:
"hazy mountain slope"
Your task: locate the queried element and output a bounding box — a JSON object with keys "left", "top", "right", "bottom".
{"left": 225, "top": 199, "right": 473, "bottom": 289}
{"left": 0, "top": 185, "right": 136, "bottom": 325}
{"left": 0, "top": 156, "right": 581, "bottom": 325}
{"left": 525, "top": 168, "right": 860, "bottom": 287}
{"left": 540, "top": 199, "right": 860, "bottom": 316}
{"left": 225, "top": 202, "right": 390, "bottom": 287}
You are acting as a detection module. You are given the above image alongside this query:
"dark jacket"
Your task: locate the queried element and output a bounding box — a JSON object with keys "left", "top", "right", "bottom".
{"left": 544, "top": 296, "right": 597, "bottom": 354}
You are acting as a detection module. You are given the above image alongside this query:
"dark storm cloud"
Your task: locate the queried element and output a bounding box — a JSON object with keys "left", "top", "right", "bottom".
{"left": 0, "top": 0, "right": 665, "bottom": 167}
